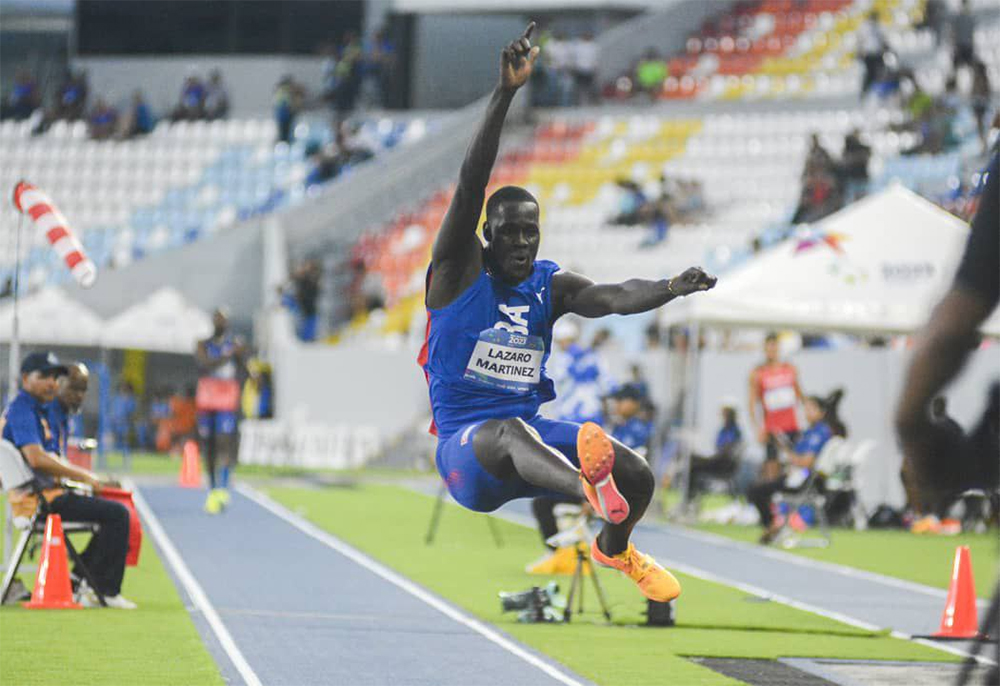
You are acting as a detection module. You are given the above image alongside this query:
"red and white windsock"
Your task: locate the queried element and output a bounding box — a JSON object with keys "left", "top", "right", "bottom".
{"left": 12, "top": 181, "right": 97, "bottom": 288}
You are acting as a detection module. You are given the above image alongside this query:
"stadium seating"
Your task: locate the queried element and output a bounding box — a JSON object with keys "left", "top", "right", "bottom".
{"left": 0, "top": 115, "right": 434, "bottom": 291}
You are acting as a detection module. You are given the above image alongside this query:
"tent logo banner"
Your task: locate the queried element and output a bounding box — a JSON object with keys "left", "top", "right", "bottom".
{"left": 881, "top": 262, "right": 936, "bottom": 282}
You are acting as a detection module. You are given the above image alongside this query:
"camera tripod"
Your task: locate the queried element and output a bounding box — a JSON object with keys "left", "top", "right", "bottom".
{"left": 425, "top": 481, "right": 503, "bottom": 547}
{"left": 562, "top": 542, "right": 612, "bottom": 623}
{"left": 546, "top": 515, "right": 612, "bottom": 624}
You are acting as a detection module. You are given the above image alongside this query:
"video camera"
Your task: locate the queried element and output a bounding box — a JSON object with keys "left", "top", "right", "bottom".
{"left": 499, "top": 582, "right": 564, "bottom": 623}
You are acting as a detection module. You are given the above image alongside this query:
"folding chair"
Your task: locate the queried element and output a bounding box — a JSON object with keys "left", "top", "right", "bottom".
{"left": 0, "top": 439, "right": 106, "bottom": 606}
{"left": 771, "top": 437, "right": 847, "bottom": 549}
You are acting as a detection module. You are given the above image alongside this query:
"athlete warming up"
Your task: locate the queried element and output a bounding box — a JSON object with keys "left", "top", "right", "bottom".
{"left": 417, "top": 24, "right": 717, "bottom": 602}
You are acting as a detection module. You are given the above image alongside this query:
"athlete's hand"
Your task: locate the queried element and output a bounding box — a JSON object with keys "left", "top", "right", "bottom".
{"left": 500, "top": 23, "right": 540, "bottom": 91}
{"left": 668, "top": 267, "right": 717, "bottom": 297}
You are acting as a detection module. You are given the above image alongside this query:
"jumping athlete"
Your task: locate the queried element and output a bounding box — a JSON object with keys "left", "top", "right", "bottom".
{"left": 418, "top": 23, "right": 717, "bottom": 602}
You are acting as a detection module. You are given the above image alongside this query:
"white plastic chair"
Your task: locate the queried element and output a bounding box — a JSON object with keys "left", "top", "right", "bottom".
{"left": 0, "top": 439, "right": 105, "bottom": 605}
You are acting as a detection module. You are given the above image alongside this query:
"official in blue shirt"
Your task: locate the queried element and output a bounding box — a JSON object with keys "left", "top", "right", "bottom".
{"left": 749, "top": 395, "right": 835, "bottom": 544}
{"left": 1, "top": 352, "right": 135, "bottom": 608}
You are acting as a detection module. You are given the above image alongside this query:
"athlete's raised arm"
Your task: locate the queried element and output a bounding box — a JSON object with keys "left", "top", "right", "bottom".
{"left": 551, "top": 267, "right": 717, "bottom": 321}
{"left": 427, "top": 23, "right": 540, "bottom": 309}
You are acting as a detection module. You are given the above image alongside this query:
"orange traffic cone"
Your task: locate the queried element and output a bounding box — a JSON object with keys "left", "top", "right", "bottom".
{"left": 24, "top": 515, "right": 82, "bottom": 609}
{"left": 933, "top": 545, "right": 981, "bottom": 639}
{"left": 179, "top": 440, "right": 202, "bottom": 488}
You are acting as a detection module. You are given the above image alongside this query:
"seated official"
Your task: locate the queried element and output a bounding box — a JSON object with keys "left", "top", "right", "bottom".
{"left": 748, "top": 395, "right": 833, "bottom": 544}
{"left": 1, "top": 352, "right": 135, "bottom": 609}
{"left": 689, "top": 402, "right": 743, "bottom": 497}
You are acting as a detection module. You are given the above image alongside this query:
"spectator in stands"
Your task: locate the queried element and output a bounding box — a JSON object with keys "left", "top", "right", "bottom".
{"left": 792, "top": 164, "right": 840, "bottom": 223}
{"left": 87, "top": 97, "right": 118, "bottom": 141}
{"left": 171, "top": 73, "right": 206, "bottom": 121}
{"left": 857, "top": 12, "right": 886, "bottom": 95}
{"left": 748, "top": 333, "right": 804, "bottom": 481}
{"left": 56, "top": 69, "right": 89, "bottom": 121}
{"left": 1, "top": 68, "right": 40, "bottom": 121}
{"left": 949, "top": 0, "right": 977, "bottom": 72}
{"left": 919, "top": 0, "right": 947, "bottom": 46}
{"left": 289, "top": 258, "right": 321, "bottom": 342}
{"left": 362, "top": 28, "right": 396, "bottom": 108}
{"left": 804, "top": 133, "right": 835, "bottom": 177}
{"left": 116, "top": 90, "right": 154, "bottom": 139}
{"left": 689, "top": 400, "right": 744, "bottom": 498}
{"left": 635, "top": 48, "right": 668, "bottom": 98}
{"left": 34, "top": 69, "right": 90, "bottom": 134}
{"left": 749, "top": 394, "right": 833, "bottom": 544}
{"left": 109, "top": 380, "right": 136, "bottom": 457}
{"left": 610, "top": 179, "right": 647, "bottom": 225}
{"left": 274, "top": 75, "right": 305, "bottom": 144}
{"left": 3, "top": 353, "right": 136, "bottom": 608}
{"left": 203, "top": 69, "right": 230, "bottom": 120}
{"left": 971, "top": 60, "right": 993, "bottom": 151}
{"left": 334, "top": 32, "right": 364, "bottom": 120}
{"left": 839, "top": 129, "right": 871, "bottom": 204}
{"left": 571, "top": 33, "right": 599, "bottom": 105}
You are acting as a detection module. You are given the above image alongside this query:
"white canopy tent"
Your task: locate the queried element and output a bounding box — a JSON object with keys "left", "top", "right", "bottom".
{"left": 101, "top": 287, "right": 213, "bottom": 354}
{"left": 0, "top": 287, "right": 105, "bottom": 347}
{"left": 666, "top": 184, "right": 1000, "bottom": 336}
{"left": 664, "top": 185, "right": 999, "bottom": 511}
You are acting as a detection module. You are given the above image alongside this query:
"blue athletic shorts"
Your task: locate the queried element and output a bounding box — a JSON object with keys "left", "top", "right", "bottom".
{"left": 197, "top": 411, "right": 238, "bottom": 437}
{"left": 435, "top": 415, "right": 582, "bottom": 513}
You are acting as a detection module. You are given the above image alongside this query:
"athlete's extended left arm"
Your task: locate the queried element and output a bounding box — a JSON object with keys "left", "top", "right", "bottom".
{"left": 552, "top": 267, "right": 717, "bottom": 319}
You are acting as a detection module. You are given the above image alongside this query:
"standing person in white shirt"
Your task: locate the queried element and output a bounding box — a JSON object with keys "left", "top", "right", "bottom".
{"left": 571, "top": 33, "right": 600, "bottom": 105}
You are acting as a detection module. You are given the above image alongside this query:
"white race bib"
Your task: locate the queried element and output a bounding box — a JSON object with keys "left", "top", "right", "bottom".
{"left": 763, "top": 386, "right": 796, "bottom": 412}
{"left": 464, "top": 329, "right": 544, "bottom": 393}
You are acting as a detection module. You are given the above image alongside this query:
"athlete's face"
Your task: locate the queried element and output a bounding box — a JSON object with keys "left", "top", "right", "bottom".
{"left": 487, "top": 201, "right": 540, "bottom": 285}
{"left": 764, "top": 338, "right": 779, "bottom": 363}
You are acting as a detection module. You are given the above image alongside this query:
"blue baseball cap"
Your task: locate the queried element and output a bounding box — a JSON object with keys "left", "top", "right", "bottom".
{"left": 20, "top": 351, "right": 68, "bottom": 377}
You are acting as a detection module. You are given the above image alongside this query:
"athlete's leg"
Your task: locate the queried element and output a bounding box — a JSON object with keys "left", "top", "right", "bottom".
{"left": 595, "top": 437, "right": 655, "bottom": 556}
{"left": 198, "top": 412, "right": 217, "bottom": 489}
{"left": 471, "top": 418, "right": 585, "bottom": 499}
{"left": 473, "top": 417, "right": 654, "bottom": 555}
{"left": 214, "top": 412, "right": 238, "bottom": 490}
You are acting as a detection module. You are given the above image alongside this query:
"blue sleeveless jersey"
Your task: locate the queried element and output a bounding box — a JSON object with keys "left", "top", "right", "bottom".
{"left": 419, "top": 260, "right": 561, "bottom": 440}
{"left": 202, "top": 335, "right": 237, "bottom": 380}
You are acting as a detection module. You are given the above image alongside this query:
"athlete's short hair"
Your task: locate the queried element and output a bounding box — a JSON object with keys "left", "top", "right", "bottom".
{"left": 485, "top": 185, "right": 538, "bottom": 220}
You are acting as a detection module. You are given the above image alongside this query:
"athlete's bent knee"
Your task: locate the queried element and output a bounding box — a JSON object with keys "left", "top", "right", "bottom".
{"left": 614, "top": 445, "right": 655, "bottom": 495}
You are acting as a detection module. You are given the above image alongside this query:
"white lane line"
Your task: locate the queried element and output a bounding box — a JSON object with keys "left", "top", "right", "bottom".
{"left": 236, "top": 483, "right": 586, "bottom": 686}
{"left": 492, "top": 508, "right": 997, "bottom": 666}
{"left": 130, "top": 484, "right": 264, "bottom": 686}
{"left": 658, "top": 522, "right": 991, "bottom": 608}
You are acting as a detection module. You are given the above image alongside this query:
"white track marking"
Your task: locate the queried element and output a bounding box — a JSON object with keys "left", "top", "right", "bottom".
{"left": 236, "top": 483, "right": 585, "bottom": 686}
{"left": 130, "top": 485, "right": 263, "bottom": 686}
{"left": 492, "top": 507, "right": 997, "bottom": 666}
{"left": 661, "top": 522, "right": 990, "bottom": 608}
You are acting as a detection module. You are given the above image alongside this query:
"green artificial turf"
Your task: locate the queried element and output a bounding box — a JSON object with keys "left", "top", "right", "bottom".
{"left": 264, "top": 483, "right": 956, "bottom": 686}
{"left": 0, "top": 495, "right": 223, "bottom": 686}
{"left": 688, "top": 519, "right": 999, "bottom": 597}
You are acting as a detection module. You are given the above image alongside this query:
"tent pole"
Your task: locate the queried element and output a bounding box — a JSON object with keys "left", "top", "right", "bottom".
{"left": 680, "top": 320, "right": 701, "bottom": 513}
